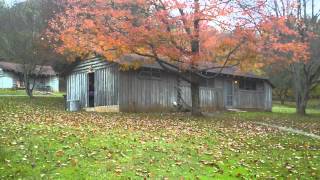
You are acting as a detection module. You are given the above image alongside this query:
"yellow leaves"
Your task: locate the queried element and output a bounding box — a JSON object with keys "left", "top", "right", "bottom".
{"left": 114, "top": 166, "right": 122, "bottom": 174}
{"left": 70, "top": 158, "right": 78, "bottom": 167}
{"left": 106, "top": 152, "right": 113, "bottom": 159}
{"left": 2, "top": 96, "right": 320, "bottom": 178}
{"left": 175, "top": 160, "right": 183, "bottom": 166}
{"left": 55, "top": 150, "right": 64, "bottom": 157}
{"left": 119, "top": 63, "right": 142, "bottom": 71}
{"left": 11, "top": 141, "right": 17, "bottom": 145}
{"left": 135, "top": 168, "right": 150, "bottom": 177}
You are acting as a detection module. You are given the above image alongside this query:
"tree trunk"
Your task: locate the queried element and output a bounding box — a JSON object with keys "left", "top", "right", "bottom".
{"left": 176, "top": 76, "right": 183, "bottom": 110}
{"left": 189, "top": 0, "right": 201, "bottom": 116}
{"left": 296, "top": 93, "right": 307, "bottom": 115}
{"left": 191, "top": 81, "right": 201, "bottom": 116}
{"left": 278, "top": 91, "right": 285, "bottom": 105}
{"left": 26, "top": 87, "right": 34, "bottom": 98}
{"left": 294, "top": 82, "right": 309, "bottom": 115}
{"left": 292, "top": 64, "right": 309, "bottom": 116}
{"left": 280, "top": 98, "right": 285, "bottom": 105}
{"left": 24, "top": 73, "right": 34, "bottom": 98}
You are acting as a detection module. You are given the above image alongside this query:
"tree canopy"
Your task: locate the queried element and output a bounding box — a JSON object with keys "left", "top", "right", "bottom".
{"left": 48, "top": 0, "right": 271, "bottom": 115}
{"left": 0, "top": 0, "right": 64, "bottom": 97}
{"left": 47, "top": 0, "right": 319, "bottom": 115}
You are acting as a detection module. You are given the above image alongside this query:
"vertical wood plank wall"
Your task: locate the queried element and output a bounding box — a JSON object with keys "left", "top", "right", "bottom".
{"left": 119, "top": 71, "right": 177, "bottom": 112}
{"left": 180, "top": 86, "right": 224, "bottom": 111}
{"left": 66, "top": 72, "right": 88, "bottom": 107}
{"left": 119, "top": 70, "right": 224, "bottom": 112}
{"left": 223, "top": 78, "right": 272, "bottom": 110}
{"left": 236, "top": 90, "right": 265, "bottom": 109}
{"left": 264, "top": 82, "right": 273, "bottom": 111}
{"left": 66, "top": 58, "right": 272, "bottom": 111}
{"left": 66, "top": 58, "right": 118, "bottom": 108}
{"left": 94, "top": 66, "right": 119, "bottom": 106}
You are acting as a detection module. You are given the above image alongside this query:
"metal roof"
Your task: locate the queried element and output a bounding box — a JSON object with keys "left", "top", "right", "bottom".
{"left": 115, "top": 54, "right": 269, "bottom": 80}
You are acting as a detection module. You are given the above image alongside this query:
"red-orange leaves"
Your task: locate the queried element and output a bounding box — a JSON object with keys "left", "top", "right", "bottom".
{"left": 258, "top": 14, "right": 310, "bottom": 64}
{"left": 83, "top": 19, "right": 96, "bottom": 29}
{"left": 46, "top": 0, "right": 308, "bottom": 73}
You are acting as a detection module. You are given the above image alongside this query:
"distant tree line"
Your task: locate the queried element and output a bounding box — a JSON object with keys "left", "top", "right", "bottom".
{"left": 0, "top": 0, "right": 67, "bottom": 97}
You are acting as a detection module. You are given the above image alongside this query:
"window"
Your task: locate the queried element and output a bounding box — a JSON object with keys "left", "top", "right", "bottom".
{"left": 138, "top": 69, "right": 161, "bottom": 80}
{"left": 239, "top": 79, "right": 256, "bottom": 90}
{"left": 203, "top": 79, "right": 215, "bottom": 88}
{"left": 0, "top": 69, "right": 3, "bottom": 77}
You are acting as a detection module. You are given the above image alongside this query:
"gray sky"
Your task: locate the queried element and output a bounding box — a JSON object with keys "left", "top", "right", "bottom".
{"left": 3, "top": 0, "right": 25, "bottom": 6}
{"left": 3, "top": 0, "right": 320, "bottom": 14}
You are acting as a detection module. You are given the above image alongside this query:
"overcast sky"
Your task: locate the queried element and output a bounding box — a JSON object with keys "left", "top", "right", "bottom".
{"left": 3, "top": 0, "right": 320, "bottom": 14}
{"left": 3, "top": 0, "right": 24, "bottom": 6}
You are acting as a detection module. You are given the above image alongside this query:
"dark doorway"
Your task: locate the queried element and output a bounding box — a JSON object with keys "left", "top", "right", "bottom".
{"left": 88, "top": 73, "right": 95, "bottom": 107}
{"left": 225, "top": 80, "right": 233, "bottom": 107}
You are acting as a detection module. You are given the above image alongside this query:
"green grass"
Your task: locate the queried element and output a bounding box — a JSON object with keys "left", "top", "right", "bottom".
{"left": 273, "top": 99, "right": 320, "bottom": 110}
{"left": 222, "top": 102, "right": 320, "bottom": 135}
{"left": 0, "top": 89, "right": 65, "bottom": 97}
{"left": 273, "top": 104, "right": 320, "bottom": 114}
{"left": 0, "top": 97, "right": 319, "bottom": 179}
{"left": 0, "top": 89, "right": 27, "bottom": 95}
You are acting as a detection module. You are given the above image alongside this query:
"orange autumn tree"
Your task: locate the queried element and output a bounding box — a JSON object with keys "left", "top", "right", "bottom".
{"left": 257, "top": 0, "right": 316, "bottom": 115}
{"left": 48, "top": 0, "right": 269, "bottom": 115}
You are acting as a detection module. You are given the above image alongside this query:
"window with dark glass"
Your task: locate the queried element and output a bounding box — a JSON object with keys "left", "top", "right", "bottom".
{"left": 138, "top": 69, "right": 161, "bottom": 80}
{"left": 0, "top": 69, "right": 3, "bottom": 77}
{"left": 204, "top": 79, "right": 215, "bottom": 88}
{"left": 239, "top": 79, "right": 256, "bottom": 90}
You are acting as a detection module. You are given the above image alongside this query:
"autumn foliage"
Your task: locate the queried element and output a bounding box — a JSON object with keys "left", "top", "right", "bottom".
{"left": 49, "top": 0, "right": 266, "bottom": 69}
{"left": 47, "top": 0, "right": 311, "bottom": 115}
{"left": 259, "top": 16, "right": 310, "bottom": 63}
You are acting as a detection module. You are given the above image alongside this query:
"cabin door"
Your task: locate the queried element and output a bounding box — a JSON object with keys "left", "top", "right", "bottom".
{"left": 88, "top": 72, "right": 95, "bottom": 107}
{"left": 225, "top": 80, "right": 233, "bottom": 108}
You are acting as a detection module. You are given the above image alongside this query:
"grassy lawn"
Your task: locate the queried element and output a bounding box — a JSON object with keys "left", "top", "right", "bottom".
{"left": 0, "top": 89, "right": 65, "bottom": 97}
{"left": 0, "top": 97, "right": 319, "bottom": 179}
{"left": 227, "top": 102, "right": 320, "bottom": 135}
{"left": 273, "top": 99, "right": 320, "bottom": 112}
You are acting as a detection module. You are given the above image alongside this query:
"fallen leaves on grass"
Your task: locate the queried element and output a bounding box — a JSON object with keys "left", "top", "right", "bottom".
{"left": 0, "top": 97, "right": 320, "bottom": 179}
{"left": 55, "top": 150, "right": 64, "bottom": 157}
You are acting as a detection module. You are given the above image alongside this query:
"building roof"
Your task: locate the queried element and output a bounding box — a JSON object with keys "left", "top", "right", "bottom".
{"left": 0, "top": 61, "right": 57, "bottom": 76}
{"left": 116, "top": 54, "right": 269, "bottom": 80}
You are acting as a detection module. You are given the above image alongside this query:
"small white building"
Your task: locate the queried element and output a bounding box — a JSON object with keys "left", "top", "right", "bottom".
{"left": 0, "top": 61, "right": 59, "bottom": 92}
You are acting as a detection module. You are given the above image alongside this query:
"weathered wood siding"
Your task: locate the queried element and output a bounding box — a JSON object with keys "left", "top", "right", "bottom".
{"left": 264, "top": 82, "right": 272, "bottom": 111}
{"left": 94, "top": 66, "right": 119, "bottom": 106}
{"left": 180, "top": 86, "right": 224, "bottom": 111}
{"left": 234, "top": 81, "right": 271, "bottom": 110}
{"left": 235, "top": 90, "right": 265, "bottom": 109}
{"left": 119, "top": 70, "right": 223, "bottom": 112}
{"left": 222, "top": 77, "right": 272, "bottom": 110}
{"left": 66, "top": 58, "right": 119, "bottom": 108}
{"left": 67, "top": 58, "right": 272, "bottom": 112}
{"left": 119, "top": 70, "right": 177, "bottom": 112}
{"left": 66, "top": 72, "right": 88, "bottom": 107}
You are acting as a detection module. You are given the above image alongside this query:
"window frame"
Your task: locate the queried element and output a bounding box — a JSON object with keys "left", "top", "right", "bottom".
{"left": 138, "top": 68, "right": 161, "bottom": 80}
{"left": 239, "top": 79, "right": 257, "bottom": 91}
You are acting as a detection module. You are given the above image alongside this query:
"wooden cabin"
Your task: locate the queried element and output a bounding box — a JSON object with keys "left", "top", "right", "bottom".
{"left": 66, "top": 55, "right": 272, "bottom": 112}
